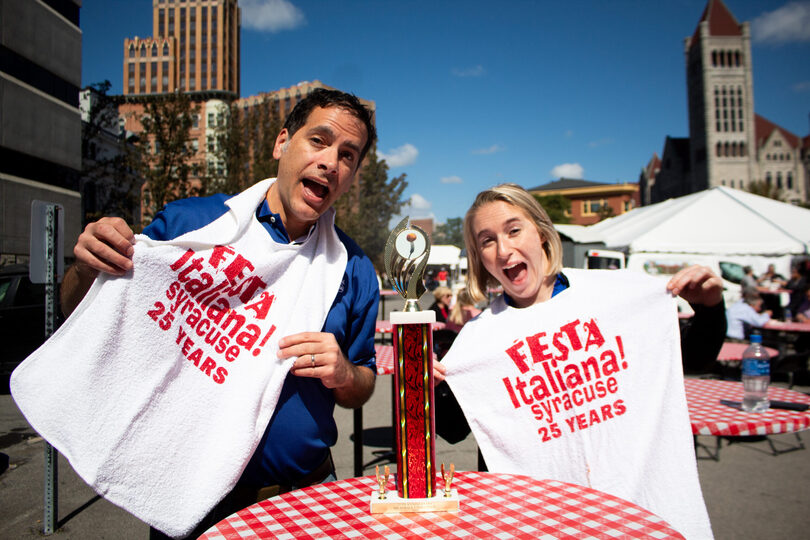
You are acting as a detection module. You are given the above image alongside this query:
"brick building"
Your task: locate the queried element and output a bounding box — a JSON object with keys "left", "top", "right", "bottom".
{"left": 528, "top": 179, "right": 640, "bottom": 226}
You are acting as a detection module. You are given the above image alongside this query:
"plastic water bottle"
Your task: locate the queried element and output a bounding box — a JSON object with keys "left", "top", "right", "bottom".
{"left": 741, "top": 334, "right": 770, "bottom": 413}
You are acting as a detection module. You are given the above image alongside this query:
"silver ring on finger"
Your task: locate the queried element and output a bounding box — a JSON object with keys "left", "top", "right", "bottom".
{"left": 311, "top": 354, "right": 316, "bottom": 368}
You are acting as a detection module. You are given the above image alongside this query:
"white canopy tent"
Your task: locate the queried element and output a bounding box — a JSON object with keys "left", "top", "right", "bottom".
{"left": 586, "top": 186, "right": 809, "bottom": 257}
{"left": 427, "top": 244, "right": 462, "bottom": 267}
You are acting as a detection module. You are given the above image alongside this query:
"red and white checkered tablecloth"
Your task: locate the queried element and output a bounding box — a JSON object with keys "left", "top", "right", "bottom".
{"left": 716, "top": 342, "right": 779, "bottom": 362}
{"left": 762, "top": 320, "right": 810, "bottom": 333}
{"left": 199, "top": 472, "right": 684, "bottom": 539}
{"left": 685, "top": 378, "right": 810, "bottom": 436}
{"left": 374, "top": 344, "right": 394, "bottom": 376}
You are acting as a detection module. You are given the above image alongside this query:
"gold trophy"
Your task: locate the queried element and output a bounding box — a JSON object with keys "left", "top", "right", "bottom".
{"left": 370, "top": 218, "right": 459, "bottom": 513}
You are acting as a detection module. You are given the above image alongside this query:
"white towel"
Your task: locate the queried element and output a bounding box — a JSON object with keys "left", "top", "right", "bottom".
{"left": 10, "top": 179, "right": 347, "bottom": 538}
{"left": 443, "top": 268, "right": 712, "bottom": 540}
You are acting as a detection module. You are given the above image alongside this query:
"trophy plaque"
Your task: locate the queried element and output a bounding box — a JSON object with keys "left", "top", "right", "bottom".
{"left": 370, "top": 217, "right": 459, "bottom": 514}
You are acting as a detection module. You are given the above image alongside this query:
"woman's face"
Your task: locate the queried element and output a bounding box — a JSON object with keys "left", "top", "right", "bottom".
{"left": 472, "top": 200, "right": 555, "bottom": 308}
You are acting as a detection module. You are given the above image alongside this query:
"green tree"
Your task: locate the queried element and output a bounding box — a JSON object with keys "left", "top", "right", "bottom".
{"left": 80, "top": 80, "right": 142, "bottom": 225}
{"left": 533, "top": 194, "right": 571, "bottom": 224}
{"left": 434, "top": 217, "right": 464, "bottom": 248}
{"left": 748, "top": 180, "right": 784, "bottom": 202}
{"left": 334, "top": 147, "right": 408, "bottom": 268}
{"left": 251, "top": 98, "right": 282, "bottom": 181}
{"left": 135, "top": 91, "right": 199, "bottom": 223}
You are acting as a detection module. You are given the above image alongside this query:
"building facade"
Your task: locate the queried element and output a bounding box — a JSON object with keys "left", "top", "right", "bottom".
{"left": 123, "top": 0, "right": 240, "bottom": 97}
{"left": 641, "top": 0, "right": 809, "bottom": 205}
{"left": 528, "top": 179, "right": 640, "bottom": 226}
{"left": 0, "top": 0, "right": 83, "bottom": 266}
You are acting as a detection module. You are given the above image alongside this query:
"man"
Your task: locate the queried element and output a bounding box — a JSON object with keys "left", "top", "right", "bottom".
{"left": 726, "top": 290, "right": 771, "bottom": 341}
{"left": 61, "top": 89, "right": 379, "bottom": 536}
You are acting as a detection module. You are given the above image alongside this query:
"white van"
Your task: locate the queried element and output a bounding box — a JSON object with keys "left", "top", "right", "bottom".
{"left": 584, "top": 249, "right": 744, "bottom": 312}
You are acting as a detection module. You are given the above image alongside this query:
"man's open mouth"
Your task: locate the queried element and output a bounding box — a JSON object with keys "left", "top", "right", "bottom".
{"left": 302, "top": 178, "right": 329, "bottom": 199}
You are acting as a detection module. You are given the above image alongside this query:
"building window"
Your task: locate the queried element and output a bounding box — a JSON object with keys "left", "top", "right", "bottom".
{"left": 163, "top": 43, "right": 169, "bottom": 56}
{"left": 787, "top": 172, "right": 793, "bottom": 190}
{"left": 766, "top": 172, "right": 772, "bottom": 185}
{"left": 582, "top": 200, "right": 605, "bottom": 215}
{"left": 140, "top": 44, "right": 147, "bottom": 57}
{"left": 129, "top": 45, "right": 135, "bottom": 58}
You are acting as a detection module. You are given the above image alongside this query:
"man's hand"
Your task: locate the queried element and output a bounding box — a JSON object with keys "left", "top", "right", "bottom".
{"left": 666, "top": 265, "right": 723, "bottom": 307}
{"left": 74, "top": 217, "right": 136, "bottom": 277}
{"left": 279, "top": 331, "right": 375, "bottom": 408}
{"left": 61, "top": 217, "right": 137, "bottom": 316}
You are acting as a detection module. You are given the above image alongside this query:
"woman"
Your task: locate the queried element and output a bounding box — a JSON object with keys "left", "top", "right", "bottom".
{"left": 428, "top": 286, "right": 453, "bottom": 323}
{"left": 434, "top": 184, "right": 720, "bottom": 540}
{"left": 445, "top": 287, "right": 481, "bottom": 333}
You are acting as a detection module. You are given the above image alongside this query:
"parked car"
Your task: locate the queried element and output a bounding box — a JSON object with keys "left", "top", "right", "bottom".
{"left": 0, "top": 264, "right": 63, "bottom": 392}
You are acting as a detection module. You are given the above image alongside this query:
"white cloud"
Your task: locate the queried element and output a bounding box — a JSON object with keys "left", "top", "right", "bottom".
{"left": 440, "top": 176, "right": 463, "bottom": 184}
{"left": 391, "top": 194, "right": 435, "bottom": 225}
{"left": 792, "top": 80, "right": 810, "bottom": 92}
{"left": 752, "top": 2, "right": 810, "bottom": 44}
{"left": 452, "top": 65, "right": 486, "bottom": 77}
{"left": 472, "top": 144, "right": 504, "bottom": 155}
{"left": 378, "top": 143, "right": 419, "bottom": 167}
{"left": 588, "top": 138, "right": 614, "bottom": 148}
{"left": 241, "top": 0, "right": 306, "bottom": 33}
{"left": 550, "top": 163, "right": 584, "bottom": 179}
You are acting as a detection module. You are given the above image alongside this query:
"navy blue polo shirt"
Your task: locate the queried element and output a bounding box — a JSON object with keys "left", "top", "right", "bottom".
{"left": 143, "top": 193, "right": 379, "bottom": 486}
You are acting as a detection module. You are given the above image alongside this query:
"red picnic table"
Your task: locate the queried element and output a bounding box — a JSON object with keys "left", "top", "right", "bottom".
{"left": 716, "top": 341, "right": 778, "bottom": 362}
{"left": 199, "top": 471, "right": 684, "bottom": 539}
{"left": 684, "top": 378, "right": 810, "bottom": 459}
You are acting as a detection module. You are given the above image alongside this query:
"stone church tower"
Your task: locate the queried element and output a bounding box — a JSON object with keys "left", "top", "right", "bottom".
{"left": 641, "top": 0, "right": 808, "bottom": 205}
{"left": 685, "top": 0, "right": 756, "bottom": 194}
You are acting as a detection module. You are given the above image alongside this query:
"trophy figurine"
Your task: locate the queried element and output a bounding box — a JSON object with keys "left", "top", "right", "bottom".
{"left": 370, "top": 217, "right": 459, "bottom": 513}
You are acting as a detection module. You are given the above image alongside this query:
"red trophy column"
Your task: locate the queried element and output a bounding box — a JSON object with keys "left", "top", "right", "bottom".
{"left": 391, "top": 310, "right": 436, "bottom": 499}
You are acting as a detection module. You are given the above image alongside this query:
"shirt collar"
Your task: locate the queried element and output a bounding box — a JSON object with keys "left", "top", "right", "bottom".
{"left": 255, "top": 199, "right": 315, "bottom": 244}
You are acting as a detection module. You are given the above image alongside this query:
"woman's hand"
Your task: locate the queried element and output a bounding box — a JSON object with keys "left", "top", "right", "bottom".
{"left": 666, "top": 265, "right": 723, "bottom": 307}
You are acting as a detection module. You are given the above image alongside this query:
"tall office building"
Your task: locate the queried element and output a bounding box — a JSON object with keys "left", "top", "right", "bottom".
{"left": 641, "top": 0, "right": 808, "bottom": 205}
{"left": 0, "top": 0, "right": 83, "bottom": 264}
{"left": 123, "top": 0, "right": 240, "bottom": 97}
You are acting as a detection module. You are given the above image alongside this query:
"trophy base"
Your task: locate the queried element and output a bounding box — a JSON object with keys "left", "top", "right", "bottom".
{"left": 369, "top": 489, "right": 460, "bottom": 514}
{"left": 390, "top": 310, "right": 436, "bottom": 325}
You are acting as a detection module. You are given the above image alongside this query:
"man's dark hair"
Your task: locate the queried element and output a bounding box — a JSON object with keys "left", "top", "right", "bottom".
{"left": 283, "top": 88, "right": 377, "bottom": 164}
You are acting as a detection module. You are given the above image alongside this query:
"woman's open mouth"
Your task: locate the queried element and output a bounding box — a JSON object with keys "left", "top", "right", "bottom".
{"left": 504, "top": 262, "right": 527, "bottom": 283}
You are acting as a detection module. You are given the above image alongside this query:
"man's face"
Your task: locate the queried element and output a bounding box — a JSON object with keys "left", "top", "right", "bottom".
{"left": 268, "top": 106, "right": 367, "bottom": 238}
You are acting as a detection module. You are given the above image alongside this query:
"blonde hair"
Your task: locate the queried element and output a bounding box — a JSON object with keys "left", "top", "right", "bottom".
{"left": 432, "top": 286, "right": 452, "bottom": 303}
{"left": 463, "top": 183, "right": 563, "bottom": 303}
{"left": 448, "top": 287, "right": 474, "bottom": 326}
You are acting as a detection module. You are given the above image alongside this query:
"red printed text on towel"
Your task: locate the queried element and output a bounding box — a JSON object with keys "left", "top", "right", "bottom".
{"left": 145, "top": 246, "right": 279, "bottom": 385}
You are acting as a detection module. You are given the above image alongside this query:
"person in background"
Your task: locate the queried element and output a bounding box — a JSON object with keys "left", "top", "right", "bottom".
{"left": 796, "top": 288, "right": 810, "bottom": 323}
{"left": 60, "top": 89, "right": 379, "bottom": 539}
{"left": 445, "top": 287, "right": 481, "bottom": 333}
{"left": 726, "top": 290, "right": 771, "bottom": 341}
{"left": 757, "top": 263, "right": 786, "bottom": 288}
{"left": 740, "top": 265, "right": 758, "bottom": 294}
{"left": 785, "top": 265, "right": 808, "bottom": 319}
{"left": 429, "top": 286, "right": 453, "bottom": 323}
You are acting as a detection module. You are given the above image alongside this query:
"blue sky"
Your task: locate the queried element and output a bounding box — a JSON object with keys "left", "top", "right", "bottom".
{"left": 81, "top": 0, "right": 810, "bottom": 224}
